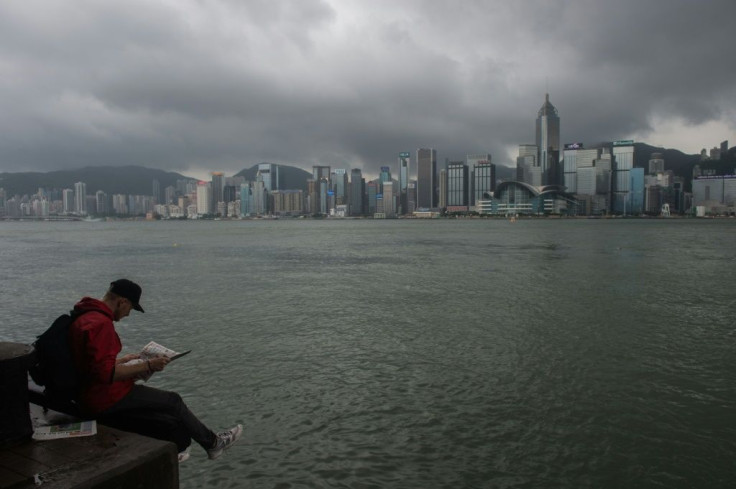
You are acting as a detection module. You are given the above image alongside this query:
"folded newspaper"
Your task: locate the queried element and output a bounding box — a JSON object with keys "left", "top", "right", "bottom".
{"left": 33, "top": 421, "right": 97, "bottom": 441}
{"left": 123, "top": 341, "right": 191, "bottom": 381}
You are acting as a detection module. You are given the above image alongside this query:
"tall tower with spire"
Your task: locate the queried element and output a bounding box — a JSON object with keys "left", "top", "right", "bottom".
{"left": 535, "top": 93, "right": 561, "bottom": 185}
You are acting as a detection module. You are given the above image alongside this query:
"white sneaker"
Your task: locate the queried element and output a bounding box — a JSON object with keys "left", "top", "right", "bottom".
{"left": 207, "top": 424, "right": 243, "bottom": 460}
{"left": 178, "top": 447, "right": 191, "bottom": 463}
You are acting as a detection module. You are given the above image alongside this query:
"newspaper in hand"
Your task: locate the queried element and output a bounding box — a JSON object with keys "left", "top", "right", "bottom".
{"left": 123, "top": 341, "right": 191, "bottom": 381}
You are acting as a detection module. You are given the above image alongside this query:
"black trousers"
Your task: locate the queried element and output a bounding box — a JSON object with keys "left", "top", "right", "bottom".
{"left": 98, "top": 384, "right": 217, "bottom": 452}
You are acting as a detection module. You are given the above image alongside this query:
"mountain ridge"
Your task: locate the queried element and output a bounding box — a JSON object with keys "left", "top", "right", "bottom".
{"left": 1, "top": 143, "right": 732, "bottom": 197}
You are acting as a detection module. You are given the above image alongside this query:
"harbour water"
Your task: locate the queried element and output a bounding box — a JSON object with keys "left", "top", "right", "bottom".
{"left": 1, "top": 219, "right": 734, "bottom": 488}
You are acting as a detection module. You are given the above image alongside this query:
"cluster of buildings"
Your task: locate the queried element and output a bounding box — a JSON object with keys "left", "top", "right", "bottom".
{"left": 2, "top": 94, "right": 734, "bottom": 219}
{"left": 0, "top": 181, "right": 174, "bottom": 219}
{"left": 155, "top": 156, "right": 496, "bottom": 219}
{"left": 485, "top": 94, "right": 733, "bottom": 216}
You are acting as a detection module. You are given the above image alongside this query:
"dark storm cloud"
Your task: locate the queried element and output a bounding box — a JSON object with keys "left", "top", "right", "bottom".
{"left": 0, "top": 0, "right": 733, "bottom": 178}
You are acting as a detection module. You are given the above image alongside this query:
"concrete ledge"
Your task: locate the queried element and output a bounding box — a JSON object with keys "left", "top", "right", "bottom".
{"left": 0, "top": 410, "right": 178, "bottom": 489}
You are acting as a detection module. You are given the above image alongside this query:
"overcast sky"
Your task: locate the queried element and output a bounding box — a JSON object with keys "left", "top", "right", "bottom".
{"left": 0, "top": 0, "right": 734, "bottom": 180}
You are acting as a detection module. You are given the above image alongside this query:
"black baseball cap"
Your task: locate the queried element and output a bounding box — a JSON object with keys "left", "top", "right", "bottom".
{"left": 109, "top": 279, "right": 145, "bottom": 313}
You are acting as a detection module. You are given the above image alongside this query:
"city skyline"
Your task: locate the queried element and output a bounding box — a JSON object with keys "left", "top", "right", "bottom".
{"left": 3, "top": 90, "right": 734, "bottom": 219}
{"left": 0, "top": 1, "right": 734, "bottom": 180}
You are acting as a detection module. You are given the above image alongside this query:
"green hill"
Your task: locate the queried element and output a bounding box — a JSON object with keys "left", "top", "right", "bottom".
{"left": 234, "top": 164, "right": 312, "bottom": 192}
{"left": 0, "top": 166, "right": 195, "bottom": 197}
{"left": 1, "top": 144, "right": 732, "bottom": 198}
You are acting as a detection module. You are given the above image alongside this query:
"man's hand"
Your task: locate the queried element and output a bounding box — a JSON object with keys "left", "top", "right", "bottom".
{"left": 117, "top": 353, "right": 140, "bottom": 364}
{"left": 147, "top": 356, "right": 171, "bottom": 372}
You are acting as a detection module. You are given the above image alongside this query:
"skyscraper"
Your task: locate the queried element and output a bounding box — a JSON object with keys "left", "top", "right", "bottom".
{"left": 257, "top": 163, "right": 278, "bottom": 192}
{"left": 417, "top": 148, "right": 437, "bottom": 209}
{"left": 313, "top": 165, "right": 331, "bottom": 183}
{"left": 306, "top": 179, "right": 317, "bottom": 215}
{"left": 399, "top": 153, "right": 410, "bottom": 192}
{"left": 318, "top": 178, "right": 329, "bottom": 215}
{"left": 398, "top": 152, "right": 410, "bottom": 214}
{"left": 595, "top": 149, "right": 613, "bottom": 213}
{"left": 350, "top": 169, "right": 364, "bottom": 216}
{"left": 612, "top": 141, "right": 635, "bottom": 213}
{"left": 63, "top": 188, "right": 75, "bottom": 215}
{"left": 152, "top": 179, "right": 161, "bottom": 205}
{"left": 562, "top": 145, "right": 600, "bottom": 193}
{"left": 439, "top": 168, "right": 447, "bottom": 209}
{"left": 312, "top": 166, "right": 331, "bottom": 215}
{"left": 648, "top": 153, "right": 665, "bottom": 174}
{"left": 240, "top": 183, "right": 253, "bottom": 216}
{"left": 95, "top": 190, "right": 107, "bottom": 215}
{"left": 516, "top": 144, "right": 538, "bottom": 185}
{"left": 407, "top": 182, "right": 417, "bottom": 214}
{"left": 332, "top": 169, "right": 348, "bottom": 205}
{"left": 253, "top": 177, "right": 267, "bottom": 215}
{"left": 470, "top": 156, "right": 495, "bottom": 206}
{"left": 211, "top": 172, "right": 224, "bottom": 213}
{"left": 379, "top": 166, "right": 392, "bottom": 186}
{"left": 446, "top": 162, "right": 468, "bottom": 210}
{"left": 382, "top": 181, "right": 396, "bottom": 217}
{"left": 196, "top": 181, "right": 211, "bottom": 215}
{"left": 536, "top": 93, "right": 560, "bottom": 185}
{"left": 367, "top": 181, "right": 378, "bottom": 215}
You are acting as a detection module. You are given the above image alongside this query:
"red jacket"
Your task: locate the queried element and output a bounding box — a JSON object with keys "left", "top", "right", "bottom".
{"left": 68, "top": 297, "right": 134, "bottom": 413}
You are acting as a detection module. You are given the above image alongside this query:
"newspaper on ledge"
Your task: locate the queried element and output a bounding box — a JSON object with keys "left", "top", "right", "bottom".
{"left": 33, "top": 421, "right": 97, "bottom": 441}
{"left": 122, "top": 341, "right": 191, "bottom": 381}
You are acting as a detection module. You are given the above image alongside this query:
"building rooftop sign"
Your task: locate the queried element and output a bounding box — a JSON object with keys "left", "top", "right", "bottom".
{"left": 613, "top": 140, "right": 634, "bottom": 146}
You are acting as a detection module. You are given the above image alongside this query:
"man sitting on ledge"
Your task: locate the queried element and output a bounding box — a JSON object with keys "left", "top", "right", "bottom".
{"left": 68, "top": 279, "right": 242, "bottom": 461}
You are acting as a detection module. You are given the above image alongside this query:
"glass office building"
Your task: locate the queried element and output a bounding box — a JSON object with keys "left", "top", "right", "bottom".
{"left": 350, "top": 169, "right": 364, "bottom": 216}
{"left": 612, "top": 141, "right": 635, "bottom": 213}
{"left": 446, "top": 162, "right": 469, "bottom": 209}
{"left": 467, "top": 154, "right": 494, "bottom": 207}
{"left": 417, "top": 148, "right": 437, "bottom": 209}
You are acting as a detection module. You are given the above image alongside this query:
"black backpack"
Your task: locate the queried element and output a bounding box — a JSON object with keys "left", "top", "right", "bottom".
{"left": 29, "top": 310, "right": 90, "bottom": 403}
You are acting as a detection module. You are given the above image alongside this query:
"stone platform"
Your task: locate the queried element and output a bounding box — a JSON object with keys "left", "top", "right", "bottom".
{"left": 0, "top": 401, "right": 178, "bottom": 489}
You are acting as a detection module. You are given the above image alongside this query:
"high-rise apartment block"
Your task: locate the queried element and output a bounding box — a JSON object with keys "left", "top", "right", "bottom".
{"left": 112, "top": 194, "right": 127, "bottom": 215}
{"left": 196, "top": 181, "right": 212, "bottom": 215}
{"left": 74, "top": 182, "right": 87, "bottom": 216}
{"left": 63, "top": 189, "right": 74, "bottom": 215}
{"left": 272, "top": 190, "right": 303, "bottom": 215}
{"left": 95, "top": 191, "right": 107, "bottom": 215}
